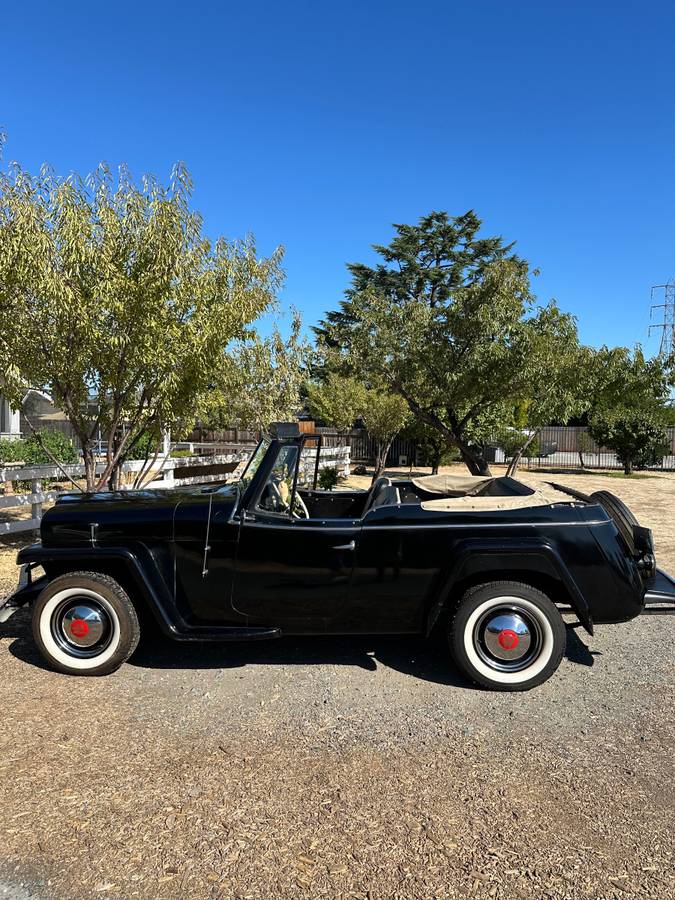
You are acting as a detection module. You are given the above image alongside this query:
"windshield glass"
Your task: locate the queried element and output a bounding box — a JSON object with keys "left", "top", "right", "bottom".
{"left": 238, "top": 438, "right": 271, "bottom": 490}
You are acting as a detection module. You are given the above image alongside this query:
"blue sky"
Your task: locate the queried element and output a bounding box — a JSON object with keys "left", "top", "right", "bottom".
{"left": 2, "top": 1, "right": 674, "bottom": 352}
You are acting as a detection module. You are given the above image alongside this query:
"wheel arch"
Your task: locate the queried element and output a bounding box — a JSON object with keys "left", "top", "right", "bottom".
{"left": 426, "top": 538, "right": 594, "bottom": 636}
{"left": 17, "top": 545, "right": 176, "bottom": 636}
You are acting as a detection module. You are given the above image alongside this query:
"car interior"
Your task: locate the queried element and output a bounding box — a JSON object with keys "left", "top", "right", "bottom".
{"left": 254, "top": 442, "right": 569, "bottom": 520}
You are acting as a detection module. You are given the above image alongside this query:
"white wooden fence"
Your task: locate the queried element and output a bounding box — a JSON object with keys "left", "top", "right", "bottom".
{"left": 0, "top": 445, "right": 351, "bottom": 535}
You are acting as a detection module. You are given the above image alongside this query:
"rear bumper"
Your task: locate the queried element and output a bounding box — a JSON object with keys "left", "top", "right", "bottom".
{"left": 0, "top": 564, "right": 48, "bottom": 624}
{"left": 642, "top": 568, "right": 675, "bottom": 615}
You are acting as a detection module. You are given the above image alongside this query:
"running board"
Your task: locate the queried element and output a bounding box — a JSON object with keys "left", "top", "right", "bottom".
{"left": 166, "top": 625, "right": 282, "bottom": 642}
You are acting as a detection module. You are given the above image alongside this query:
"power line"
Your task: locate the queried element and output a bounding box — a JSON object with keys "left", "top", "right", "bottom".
{"left": 650, "top": 280, "right": 675, "bottom": 357}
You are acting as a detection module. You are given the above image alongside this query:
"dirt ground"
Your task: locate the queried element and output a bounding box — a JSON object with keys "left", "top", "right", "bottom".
{"left": 0, "top": 465, "right": 673, "bottom": 899}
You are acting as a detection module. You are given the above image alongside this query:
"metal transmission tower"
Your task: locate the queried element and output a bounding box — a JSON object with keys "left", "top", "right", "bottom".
{"left": 650, "top": 280, "right": 675, "bottom": 357}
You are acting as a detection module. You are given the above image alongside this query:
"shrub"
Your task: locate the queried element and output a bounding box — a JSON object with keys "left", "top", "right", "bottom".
{"left": 0, "top": 431, "right": 78, "bottom": 466}
{"left": 318, "top": 466, "right": 342, "bottom": 491}
{"left": 22, "top": 430, "right": 79, "bottom": 465}
{"left": 0, "top": 438, "right": 27, "bottom": 464}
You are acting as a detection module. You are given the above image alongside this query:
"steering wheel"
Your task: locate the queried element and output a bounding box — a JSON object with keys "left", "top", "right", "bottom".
{"left": 292, "top": 492, "right": 309, "bottom": 519}
{"left": 268, "top": 480, "right": 309, "bottom": 519}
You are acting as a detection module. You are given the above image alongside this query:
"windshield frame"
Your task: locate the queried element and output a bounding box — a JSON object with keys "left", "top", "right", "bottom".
{"left": 237, "top": 437, "right": 271, "bottom": 489}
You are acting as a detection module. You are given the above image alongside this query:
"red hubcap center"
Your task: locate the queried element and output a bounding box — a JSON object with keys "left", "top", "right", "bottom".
{"left": 70, "top": 619, "right": 89, "bottom": 638}
{"left": 498, "top": 628, "right": 519, "bottom": 650}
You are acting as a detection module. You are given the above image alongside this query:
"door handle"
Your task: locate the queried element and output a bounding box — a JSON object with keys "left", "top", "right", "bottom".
{"left": 332, "top": 540, "right": 356, "bottom": 551}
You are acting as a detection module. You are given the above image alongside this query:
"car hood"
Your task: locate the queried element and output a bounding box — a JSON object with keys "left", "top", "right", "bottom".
{"left": 42, "top": 483, "right": 241, "bottom": 546}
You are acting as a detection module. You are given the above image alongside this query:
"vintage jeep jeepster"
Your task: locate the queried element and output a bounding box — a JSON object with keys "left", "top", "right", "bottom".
{"left": 1, "top": 424, "right": 674, "bottom": 690}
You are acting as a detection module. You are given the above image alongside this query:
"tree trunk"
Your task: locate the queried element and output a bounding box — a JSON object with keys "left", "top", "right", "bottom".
{"left": 578, "top": 450, "right": 585, "bottom": 469}
{"left": 82, "top": 444, "right": 96, "bottom": 492}
{"left": 371, "top": 439, "right": 393, "bottom": 484}
{"left": 459, "top": 445, "right": 491, "bottom": 477}
{"left": 431, "top": 448, "right": 442, "bottom": 476}
{"left": 624, "top": 457, "right": 633, "bottom": 476}
{"left": 506, "top": 430, "right": 540, "bottom": 478}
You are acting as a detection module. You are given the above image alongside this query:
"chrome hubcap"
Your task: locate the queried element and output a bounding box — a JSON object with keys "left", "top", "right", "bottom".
{"left": 52, "top": 598, "right": 112, "bottom": 658}
{"left": 474, "top": 605, "right": 542, "bottom": 672}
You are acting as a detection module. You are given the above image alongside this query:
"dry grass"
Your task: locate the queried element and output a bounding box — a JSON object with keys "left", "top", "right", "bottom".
{"left": 0, "top": 467, "right": 673, "bottom": 899}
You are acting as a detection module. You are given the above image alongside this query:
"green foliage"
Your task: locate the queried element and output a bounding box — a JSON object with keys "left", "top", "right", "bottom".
{"left": 361, "top": 387, "right": 410, "bottom": 478}
{"left": 0, "top": 153, "right": 283, "bottom": 489}
{"left": 200, "top": 310, "right": 310, "bottom": 432}
{"left": 497, "top": 429, "right": 540, "bottom": 460}
{"left": 0, "top": 438, "right": 25, "bottom": 464}
{"left": 315, "top": 210, "right": 583, "bottom": 476}
{"left": 0, "top": 430, "right": 78, "bottom": 465}
{"left": 305, "top": 374, "right": 366, "bottom": 432}
{"left": 170, "top": 448, "right": 194, "bottom": 458}
{"left": 126, "top": 429, "right": 162, "bottom": 461}
{"left": 586, "top": 347, "right": 673, "bottom": 474}
{"left": 589, "top": 413, "right": 669, "bottom": 474}
{"left": 317, "top": 466, "right": 342, "bottom": 491}
{"left": 22, "top": 429, "right": 78, "bottom": 465}
{"left": 361, "top": 389, "right": 410, "bottom": 444}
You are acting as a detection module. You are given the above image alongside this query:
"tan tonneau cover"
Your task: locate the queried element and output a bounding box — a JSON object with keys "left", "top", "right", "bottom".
{"left": 411, "top": 473, "right": 493, "bottom": 495}
{"left": 420, "top": 487, "right": 568, "bottom": 512}
{"left": 412, "top": 472, "right": 572, "bottom": 511}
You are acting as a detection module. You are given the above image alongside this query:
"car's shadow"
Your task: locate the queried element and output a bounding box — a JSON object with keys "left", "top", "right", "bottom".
{"left": 2, "top": 608, "right": 597, "bottom": 687}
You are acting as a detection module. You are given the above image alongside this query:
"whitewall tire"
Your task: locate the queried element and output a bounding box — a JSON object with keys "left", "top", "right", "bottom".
{"left": 449, "top": 581, "right": 566, "bottom": 691}
{"left": 32, "top": 572, "right": 140, "bottom": 676}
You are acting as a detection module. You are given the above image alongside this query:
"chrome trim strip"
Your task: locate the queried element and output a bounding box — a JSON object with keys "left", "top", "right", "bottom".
{"left": 238, "top": 519, "right": 605, "bottom": 531}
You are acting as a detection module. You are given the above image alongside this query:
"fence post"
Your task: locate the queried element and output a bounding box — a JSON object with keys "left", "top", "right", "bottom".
{"left": 31, "top": 478, "right": 42, "bottom": 523}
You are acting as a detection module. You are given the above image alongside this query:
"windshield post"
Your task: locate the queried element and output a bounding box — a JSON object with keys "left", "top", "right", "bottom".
{"left": 313, "top": 433, "right": 323, "bottom": 491}
{"left": 288, "top": 437, "right": 304, "bottom": 517}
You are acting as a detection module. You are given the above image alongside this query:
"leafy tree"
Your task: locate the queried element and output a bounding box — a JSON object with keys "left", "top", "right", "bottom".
{"left": 316, "top": 211, "right": 581, "bottom": 476}
{"left": 587, "top": 347, "right": 673, "bottom": 475}
{"left": 199, "top": 311, "right": 310, "bottom": 433}
{"left": 0, "top": 151, "right": 283, "bottom": 490}
{"left": 499, "top": 317, "right": 586, "bottom": 476}
{"left": 305, "top": 374, "right": 366, "bottom": 433}
{"left": 589, "top": 413, "right": 669, "bottom": 474}
{"left": 400, "top": 420, "right": 460, "bottom": 474}
{"left": 305, "top": 374, "right": 409, "bottom": 481}
{"left": 361, "top": 389, "right": 410, "bottom": 482}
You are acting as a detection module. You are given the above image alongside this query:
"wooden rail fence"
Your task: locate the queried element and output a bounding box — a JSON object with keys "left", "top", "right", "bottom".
{"left": 0, "top": 445, "right": 351, "bottom": 535}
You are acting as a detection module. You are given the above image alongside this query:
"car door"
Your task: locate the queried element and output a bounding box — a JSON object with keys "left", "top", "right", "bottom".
{"left": 344, "top": 503, "right": 443, "bottom": 632}
{"left": 231, "top": 442, "right": 359, "bottom": 630}
{"left": 233, "top": 514, "right": 359, "bottom": 629}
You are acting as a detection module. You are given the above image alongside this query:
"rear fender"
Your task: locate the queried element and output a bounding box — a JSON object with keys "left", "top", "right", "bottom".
{"left": 426, "top": 537, "right": 593, "bottom": 635}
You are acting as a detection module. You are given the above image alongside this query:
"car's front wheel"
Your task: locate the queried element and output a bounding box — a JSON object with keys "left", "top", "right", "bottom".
{"left": 32, "top": 571, "right": 140, "bottom": 676}
{"left": 449, "top": 581, "right": 566, "bottom": 691}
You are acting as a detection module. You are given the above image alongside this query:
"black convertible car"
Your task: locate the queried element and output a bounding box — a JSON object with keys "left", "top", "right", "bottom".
{"left": 1, "top": 423, "right": 673, "bottom": 690}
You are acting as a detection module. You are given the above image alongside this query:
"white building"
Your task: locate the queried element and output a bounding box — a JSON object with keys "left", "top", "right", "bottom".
{"left": 0, "top": 395, "right": 21, "bottom": 439}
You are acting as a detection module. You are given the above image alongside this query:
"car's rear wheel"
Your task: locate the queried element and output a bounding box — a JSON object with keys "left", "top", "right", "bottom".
{"left": 449, "top": 581, "right": 566, "bottom": 691}
{"left": 32, "top": 572, "right": 140, "bottom": 676}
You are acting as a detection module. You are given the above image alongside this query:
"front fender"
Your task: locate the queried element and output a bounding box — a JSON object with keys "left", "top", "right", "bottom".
{"left": 15, "top": 543, "right": 178, "bottom": 637}
{"left": 426, "top": 537, "right": 594, "bottom": 635}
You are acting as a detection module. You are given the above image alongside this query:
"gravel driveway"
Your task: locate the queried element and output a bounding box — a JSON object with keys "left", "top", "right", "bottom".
{"left": 0, "top": 469, "right": 673, "bottom": 899}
